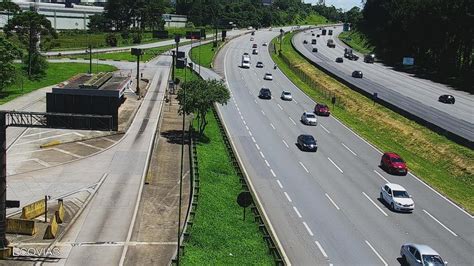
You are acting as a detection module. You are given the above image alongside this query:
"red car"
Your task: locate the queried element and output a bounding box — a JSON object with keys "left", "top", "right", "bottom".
{"left": 380, "top": 152, "right": 408, "bottom": 175}
{"left": 252, "top": 43, "right": 257, "bottom": 48}
{"left": 314, "top": 103, "right": 330, "bottom": 116}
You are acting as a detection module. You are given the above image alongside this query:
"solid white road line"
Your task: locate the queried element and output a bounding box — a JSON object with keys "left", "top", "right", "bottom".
{"left": 303, "top": 222, "right": 314, "bottom": 236}
{"left": 423, "top": 209, "right": 458, "bottom": 236}
{"left": 341, "top": 143, "right": 357, "bottom": 156}
{"left": 325, "top": 193, "right": 340, "bottom": 210}
{"left": 22, "top": 130, "right": 56, "bottom": 138}
{"left": 251, "top": 137, "right": 256, "bottom": 143}
{"left": 277, "top": 103, "right": 283, "bottom": 110}
{"left": 282, "top": 139, "right": 289, "bottom": 148}
{"left": 299, "top": 162, "right": 309, "bottom": 173}
{"left": 365, "top": 240, "right": 388, "bottom": 266}
{"left": 248, "top": 130, "right": 253, "bottom": 136}
{"left": 284, "top": 192, "right": 292, "bottom": 202}
{"left": 320, "top": 124, "right": 330, "bottom": 133}
{"left": 374, "top": 170, "right": 389, "bottom": 183}
{"left": 288, "top": 117, "right": 297, "bottom": 125}
{"left": 327, "top": 157, "right": 343, "bottom": 173}
{"left": 265, "top": 160, "right": 270, "bottom": 167}
{"left": 270, "top": 169, "right": 276, "bottom": 177}
{"left": 270, "top": 123, "right": 276, "bottom": 130}
{"left": 362, "top": 192, "right": 388, "bottom": 217}
{"left": 293, "top": 207, "right": 302, "bottom": 218}
{"left": 259, "top": 151, "right": 265, "bottom": 158}
{"left": 276, "top": 180, "right": 283, "bottom": 188}
{"left": 315, "top": 241, "right": 328, "bottom": 258}
{"left": 255, "top": 144, "right": 260, "bottom": 150}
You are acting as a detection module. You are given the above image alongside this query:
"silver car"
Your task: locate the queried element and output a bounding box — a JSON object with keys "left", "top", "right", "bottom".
{"left": 301, "top": 112, "right": 317, "bottom": 126}
{"left": 264, "top": 73, "right": 273, "bottom": 80}
{"left": 280, "top": 91, "right": 292, "bottom": 101}
{"left": 400, "top": 243, "right": 447, "bottom": 266}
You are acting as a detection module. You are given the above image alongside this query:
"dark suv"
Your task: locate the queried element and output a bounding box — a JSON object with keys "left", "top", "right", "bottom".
{"left": 380, "top": 152, "right": 408, "bottom": 175}
{"left": 314, "top": 103, "right": 330, "bottom": 116}
{"left": 438, "top": 94, "right": 455, "bottom": 104}
{"left": 297, "top": 134, "right": 317, "bottom": 152}
{"left": 352, "top": 70, "right": 363, "bottom": 78}
{"left": 258, "top": 88, "right": 272, "bottom": 99}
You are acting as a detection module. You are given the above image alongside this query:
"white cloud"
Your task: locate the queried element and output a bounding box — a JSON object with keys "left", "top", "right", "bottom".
{"left": 304, "top": 0, "right": 363, "bottom": 11}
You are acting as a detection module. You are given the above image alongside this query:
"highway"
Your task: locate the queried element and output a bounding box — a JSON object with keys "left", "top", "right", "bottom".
{"left": 292, "top": 27, "right": 474, "bottom": 145}
{"left": 214, "top": 28, "right": 474, "bottom": 265}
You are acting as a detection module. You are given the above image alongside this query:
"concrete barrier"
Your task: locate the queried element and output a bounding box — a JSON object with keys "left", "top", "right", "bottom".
{"left": 6, "top": 218, "right": 37, "bottom": 235}
{"left": 43, "top": 215, "right": 58, "bottom": 239}
{"left": 55, "top": 199, "right": 65, "bottom": 224}
{"left": 21, "top": 199, "right": 46, "bottom": 220}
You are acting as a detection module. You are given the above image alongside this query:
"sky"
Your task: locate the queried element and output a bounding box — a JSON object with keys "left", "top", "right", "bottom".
{"left": 304, "top": 0, "right": 363, "bottom": 11}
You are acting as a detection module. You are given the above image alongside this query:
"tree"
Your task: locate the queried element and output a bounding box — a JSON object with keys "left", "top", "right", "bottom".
{"left": 0, "top": 0, "right": 20, "bottom": 23}
{"left": 177, "top": 79, "right": 230, "bottom": 135}
{"left": 4, "top": 11, "right": 57, "bottom": 78}
{"left": 0, "top": 36, "right": 22, "bottom": 91}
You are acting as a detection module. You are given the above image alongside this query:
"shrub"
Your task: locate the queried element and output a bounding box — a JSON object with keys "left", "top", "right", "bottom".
{"left": 105, "top": 33, "right": 118, "bottom": 47}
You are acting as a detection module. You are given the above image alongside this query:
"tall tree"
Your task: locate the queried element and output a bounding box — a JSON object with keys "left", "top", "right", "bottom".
{"left": 0, "top": 0, "right": 20, "bottom": 22}
{"left": 4, "top": 11, "right": 57, "bottom": 78}
{"left": 0, "top": 36, "right": 22, "bottom": 92}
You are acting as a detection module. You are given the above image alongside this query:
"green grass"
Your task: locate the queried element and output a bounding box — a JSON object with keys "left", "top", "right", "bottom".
{"left": 0, "top": 63, "right": 117, "bottom": 105}
{"left": 181, "top": 111, "right": 273, "bottom": 265}
{"left": 189, "top": 41, "right": 221, "bottom": 68}
{"left": 294, "top": 13, "right": 330, "bottom": 25}
{"left": 338, "top": 30, "right": 375, "bottom": 55}
{"left": 175, "top": 66, "right": 200, "bottom": 82}
{"left": 272, "top": 32, "right": 474, "bottom": 213}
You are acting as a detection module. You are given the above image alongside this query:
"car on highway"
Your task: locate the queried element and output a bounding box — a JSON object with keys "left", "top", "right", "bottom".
{"left": 311, "top": 33, "right": 315, "bottom": 36}
{"left": 258, "top": 88, "right": 271, "bottom": 99}
{"left": 380, "top": 183, "right": 414, "bottom": 212}
{"left": 256, "top": 61, "right": 264, "bottom": 68}
{"left": 262, "top": 42, "right": 268, "bottom": 46}
{"left": 352, "top": 70, "right": 363, "bottom": 78}
{"left": 380, "top": 152, "right": 408, "bottom": 175}
{"left": 400, "top": 244, "right": 447, "bottom": 266}
{"left": 312, "top": 39, "right": 317, "bottom": 44}
{"left": 336, "top": 57, "right": 344, "bottom": 63}
{"left": 251, "top": 31, "right": 255, "bottom": 36}
{"left": 316, "top": 34, "right": 320, "bottom": 37}
{"left": 364, "top": 53, "right": 375, "bottom": 63}
{"left": 250, "top": 37, "right": 254, "bottom": 41}
{"left": 438, "top": 94, "right": 455, "bottom": 104}
{"left": 301, "top": 112, "right": 318, "bottom": 126}
{"left": 314, "top": 103, "right": 330, "bottom": 116}
{"left": 252, "top": 43, "right": 257, "bottom": 48}
{"left": 297, "top": 134, "right": 318, "bottom": 152}
{"left": 264, "top": 73, "right": 273, "bottom": 80}
{"left": 303, "top": 40, "right": 308, "bottom": 44}
{"left": 281, "top": 91, "right": 292, "bottom": 101}
{"left": 312, "top": 47, "right": 318, "bottom": 53}
{"left": 252, "top": 49, "right": 258, "bottom": 55}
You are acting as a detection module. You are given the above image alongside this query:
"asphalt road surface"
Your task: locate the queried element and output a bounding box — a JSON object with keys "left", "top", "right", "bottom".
{"left": 217, "top": 28, "right": 473, "bottom": 265}
{"left": 293, "top": 26, "right": 474, "bottom": 145}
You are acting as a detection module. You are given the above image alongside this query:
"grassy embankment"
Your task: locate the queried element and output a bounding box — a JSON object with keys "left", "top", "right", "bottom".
{"left": 292, "top": 13, "right": 330, "bottom": 25}
{"left": 177, "top": 44, "right": 273, "bottom": 265}
{"left": 338, "top": 30, "right": 375, "bottom": 55}
{"left": 189, "top": 41, "right": 221, "bottom": 68}
{"left": 0, "top": 63, "right": 116, "bottom": 105}
{"left": 272, "top": 32, "right": 474, "bottom": 213}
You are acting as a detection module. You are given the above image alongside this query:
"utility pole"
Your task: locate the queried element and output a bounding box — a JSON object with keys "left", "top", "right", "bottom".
{"left": 175, "top": 34, "right": 182, "bottom": 266}
{"left": 279, "top": 29, "right": 284, "bottom": 54}
{"left": 88, "top": 44, "right": 92, "bottom": 74}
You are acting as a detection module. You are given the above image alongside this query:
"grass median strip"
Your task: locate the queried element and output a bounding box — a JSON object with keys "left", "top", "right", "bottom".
{"left": 181, "top": 111, "right": 273, "bottom": 265}
{"left": 0, "top": 63, "right": 117, "bottom": 105}
{"left": 271, "top": 32, "right": 473, "bottom": 213}
{"left": 189, "top": 41, "right": 222, "bottom": 68}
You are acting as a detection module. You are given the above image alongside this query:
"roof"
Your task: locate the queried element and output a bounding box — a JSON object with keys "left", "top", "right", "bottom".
{"left": 385, "top": 183, "right": 406, "bottom": 191}
{"left": 384, "top": 152, "right": 401, "bottom": 158}
{"left": 404, "top": 243, "right": 440, "bottom": 255}
{"left": 53, "top": 73, "right": 130, "bottom": 98}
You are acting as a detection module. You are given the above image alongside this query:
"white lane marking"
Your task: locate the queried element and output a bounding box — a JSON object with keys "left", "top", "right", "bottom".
{"left": 22, "top": 130, "right": 56, "bottom": 138}
{"left": 315, "top": 241, "right": 328, "bottom": 258}
{"left": 255, "top": 144, "right": 260, "bottom": 150}
{"left": 265, "top": 160, "right": 270, "bottom": 167}
{"left": 270, "top": 169, "right": 276, "bottom": 177}
{"left": 277, "top": 103, "right": 283, "bottom": 110}
{"left": 299, "top": 162, "right": 309, "bottom": 173}
{"left": 288, "top": 117, "right": 296, "bottom": 125}
{"left": 236, "top": 107, "right": 240, "bottom": 111}
{"left": 302, "top": 222, "right": 314, "bottom": 236}
{"left": 245, "top": 125, "right": 249, "bottom": 130}
{"left": 254, "top": 99, "right": 257, "bottom": 103}
{"left": 282, "top": 139, "right": 289, "bottom": 148}
{"left": 53, "top": 148, "right": 83, "bottom": 158}
{"left": 284, "top": 192, "right": 292, "bottom": 202}
{"left": 74, "top": 132, "right": 85, "bottom": 137}
{"left": 248, "top": 130, "right": 253, "bottom": 136}
{"left": 374, "top": 170, "right": 389, "bottom": 183}
{"left": 423, "top": 209, "right": 458, "bottom": 236}
{"left": 14, "top": 133, "right": 72, "bottom": 146}
{"left": 259, "top": 151, "right": 265, "bottom": 158}
{"left": 261, "top": 110, "right": 266, "bottom": 115}
{"left": 294, "top": 100, "right": 298, "bottom": 104}
{"left": 276, "top": 180, "right": 283, "bottom": 188}
{"left": 251, "top": 137, "right": 256, "bottom": 143}
{"left": 365, "top": 240, "right": 388, "bottom": 266}
{"left": 238, "top": 111, "right": 242, "bottom": 115}
{"left": 325, "top": 193, "right": 340, "bottom": 210}
{"left": 320, "top": 124, "right": 330, "bottom": 133}
{"left": 410, "top": 172, "right": 473, "bottom": 219}
{"left": 362, "top": 192, "right": 388, "bottom": 217}
{"left": 270, "top": 123, "right": 276, "bottom": 130}
{"left": 328, "top": 157, "right": 343, "bottom": 173}
{"left": 242, "top": 120, "right": 246, "bottom": 125}
{"left": 293, "top": 207, "right": 302, "bottom": 218}
{"left": 77, "top": 142, "right": 104, "bottom": 150}
{"left": 341, "top": 143, "right": 357, "bottom": 156}
{"left": 240, "top": 115, "right": 244, "bottom": 120}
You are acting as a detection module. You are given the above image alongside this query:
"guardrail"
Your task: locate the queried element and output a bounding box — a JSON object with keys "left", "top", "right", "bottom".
{"left": 212, "top": 106, "right": 285, "bottom": 265}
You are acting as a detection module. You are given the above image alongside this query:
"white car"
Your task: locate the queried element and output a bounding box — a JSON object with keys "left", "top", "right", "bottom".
{"left": 264, "top": 73, "right": 273, "bottom": 80}
{"left": 250, "top": 37, "right": 254, "bottom": 41}
{"left": 301, "top": 112, "right": 317, "bottom": 126}
{"left": 281, "top": 91, "right": 292, "bottom": 101}
{"left": 400, "top": 243, "right": 447, "bottom": 266}
{"left": 380, "top": 183, "right": 414, "bottom": 212}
